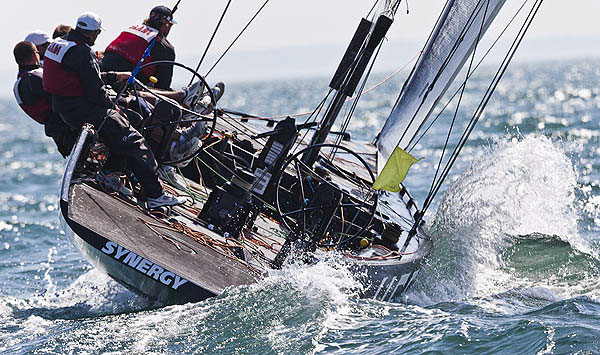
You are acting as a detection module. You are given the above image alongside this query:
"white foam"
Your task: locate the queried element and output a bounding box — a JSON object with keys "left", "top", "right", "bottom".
{"left": 257, "top": 255, "right": 362, "bottom": 349}
{"left": 35, "top": 269, "right": 154, "bottom": 316}
{"left": 408, "top": 134, "right": 586, "bottom": 305}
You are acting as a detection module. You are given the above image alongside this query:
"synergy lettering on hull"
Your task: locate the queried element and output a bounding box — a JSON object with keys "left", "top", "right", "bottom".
{"left": 100, "top": 241, "right": 188, "bottom": 290}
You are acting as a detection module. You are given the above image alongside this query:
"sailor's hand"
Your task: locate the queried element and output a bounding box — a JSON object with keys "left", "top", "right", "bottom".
{"left": 112, "top": 105, "right": 124, "bottom": 115}
{"left": 116, "top": 72, "right": 132, "bottom": 81}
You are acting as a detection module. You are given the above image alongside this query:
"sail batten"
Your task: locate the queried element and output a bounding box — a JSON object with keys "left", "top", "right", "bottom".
{"left": 376, "top": 0, "right": 506, "bottom": 172}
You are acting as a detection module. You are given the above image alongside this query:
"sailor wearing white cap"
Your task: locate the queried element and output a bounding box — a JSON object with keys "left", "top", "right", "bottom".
{"left": 75, "top": 12, "right": 105, "bottom": 31}
{"left": 43, "top": 11, "right": 186, "bottom": 208}
{"left": 24, "top": 30, "right": 51, "bottom": 58}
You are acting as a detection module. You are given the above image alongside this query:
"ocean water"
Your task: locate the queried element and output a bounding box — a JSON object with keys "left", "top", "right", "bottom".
{"left": 2, "top": 58, "right": 600, "bottom": 353}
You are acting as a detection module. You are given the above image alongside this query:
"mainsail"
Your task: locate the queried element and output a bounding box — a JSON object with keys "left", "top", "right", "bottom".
{"left": 376, "top": 0, "right": 506, "bottom": 171}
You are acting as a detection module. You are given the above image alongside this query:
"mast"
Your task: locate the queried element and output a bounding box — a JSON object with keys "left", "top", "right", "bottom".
{"left": 302, "top": 11, "right": 394, "bottom": 166}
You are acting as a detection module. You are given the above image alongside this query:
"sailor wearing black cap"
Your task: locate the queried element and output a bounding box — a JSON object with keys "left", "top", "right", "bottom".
{"left": 43, "top": 12, "right": 186, "bottom": 208}
{"left": 101, "top": 5, "right": 177, "bottom": 90}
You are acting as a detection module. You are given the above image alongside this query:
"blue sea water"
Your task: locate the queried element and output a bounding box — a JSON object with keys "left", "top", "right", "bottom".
{"left": 2, "top": 58, "right": 600, "bottom": 353}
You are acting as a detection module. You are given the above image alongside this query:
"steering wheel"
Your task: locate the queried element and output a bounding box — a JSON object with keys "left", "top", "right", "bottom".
{"left": 132, "top": 60, "right": 218, "bottom": 165}
{"left": 275, "top": 143, "right": 378, "bottom": 249}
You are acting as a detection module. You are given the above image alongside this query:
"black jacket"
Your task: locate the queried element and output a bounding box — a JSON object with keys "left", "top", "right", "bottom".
{"left": 16, "top": 64, "right": 76, "bottom": 157}
{"left": 52, "top": 29, "right": 119, "bottom": 122}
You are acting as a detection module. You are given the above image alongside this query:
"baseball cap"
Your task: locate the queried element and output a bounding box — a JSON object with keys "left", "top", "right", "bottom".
{"left": 75, "top": 12, "right": 105, "bottom": 31}
{"left": 24, "top": 30, "right": 51, "bottom": 46}
{"left": 149, "top": 5, "right": 177, "bottom": 24}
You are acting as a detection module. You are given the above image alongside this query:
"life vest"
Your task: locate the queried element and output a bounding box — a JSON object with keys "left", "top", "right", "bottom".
{"left": 105, "top": 24, "right": 159, "bottom": 77}
{"left": 13, "top": 68, "right": 52, "bottom": 125}
{"left": 43, "top": 38, "right": 86, "bottom": 97}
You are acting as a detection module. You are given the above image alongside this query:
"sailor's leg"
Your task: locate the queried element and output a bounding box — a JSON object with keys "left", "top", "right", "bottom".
{"left": 98, "top": 110, "right": 163, "bottom": 198}
{"left": 44, "top": 114, "right": 78, "bottom": 158}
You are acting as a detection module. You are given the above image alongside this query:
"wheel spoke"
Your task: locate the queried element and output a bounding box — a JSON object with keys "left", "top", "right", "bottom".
{"left": 276, "top": 143, "right": 378, "bottom": 248}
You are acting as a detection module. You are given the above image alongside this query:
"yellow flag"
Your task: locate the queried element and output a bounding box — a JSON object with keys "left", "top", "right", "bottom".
{"left": 372, "top": 147, "right": 422, "bottom": 192}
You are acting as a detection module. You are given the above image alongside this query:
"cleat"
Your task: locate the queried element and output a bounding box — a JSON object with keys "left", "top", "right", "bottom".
{"left": 147, "top": 191, "right": 187, "bottom": 209}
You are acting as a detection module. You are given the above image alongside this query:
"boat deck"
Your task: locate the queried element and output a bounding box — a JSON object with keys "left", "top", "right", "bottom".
{"left": 61, "top": 125, "right": 428, "bottom": 303}
{"left": 68, "top": 181, "right": 288, "bottom": 295}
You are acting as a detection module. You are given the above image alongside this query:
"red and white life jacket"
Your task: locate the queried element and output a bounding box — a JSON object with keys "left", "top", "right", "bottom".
{"left": 43, "top": 38, "right": 86, "bottom": 97}
{"left": 13, "top": 68, "right": 53, "bottom": 125}
{"left": 105, "top": 24, "right": 159, "bottom": 77}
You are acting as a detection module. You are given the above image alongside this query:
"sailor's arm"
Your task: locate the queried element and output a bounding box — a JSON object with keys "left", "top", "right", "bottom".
{"left": 150, "top": 38, "right": 175, "bottom": 90}
{"left": 23, "top": 72, "right": 47, "bottom": 104}
{"left": 63, "top": 46, "right": 116, "bottom": 108}
{"left": 101, "top": 71, "right": 131, "bottom": 85}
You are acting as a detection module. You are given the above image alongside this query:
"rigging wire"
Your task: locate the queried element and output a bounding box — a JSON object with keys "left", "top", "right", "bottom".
{"left": 205, "top": 0, "right": 272, "bottom": 78}
{"left": 421, "top": 0, "right": 545, "bottom": 214}
{"left": 229, "top": 51, "right": 419, "bottom": 121}
{"left": 326, "top": 2, "right": 404, "bottom": 158}
{"left": 393, "top": 0, "right": 488, "bottom": 149}
{"left": 295, "top": 38, "right": 373, "bottom": 160}
{"left": 366, "top": 0, "right": 379, "bottom": 18}
{"left": 291, "top": 89, "right": 335, "bottom": 154}
{"left": 382, "top": 0, "right": 452, "bottom": 127}
{"left": 426, "top": 0, "right": 491, "bottom": 205}
{"left": 408, "top": 0, "right": 530, "bottom": 151}
{"left": 189, "top": 0, "right": 232, "bottom": 86}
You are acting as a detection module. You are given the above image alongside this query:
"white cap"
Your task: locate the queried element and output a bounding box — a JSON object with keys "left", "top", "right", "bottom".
{"left": 24, "top": 30, "right": 51, "bottom": 46}
{"left": 75, "top": 12, "right": 104, "bottom": 31}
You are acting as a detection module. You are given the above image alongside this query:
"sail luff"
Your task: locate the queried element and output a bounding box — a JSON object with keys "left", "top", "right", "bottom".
{"left": 421, "top": 0, "right": 544, "bottom": 213}
{"left": 376, "top": 0, "right": 506, "bottom": 172}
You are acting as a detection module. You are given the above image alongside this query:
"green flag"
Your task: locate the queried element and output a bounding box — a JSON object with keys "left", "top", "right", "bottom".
{"left": 372, "top": 147, "right": 422, "bottom": 192}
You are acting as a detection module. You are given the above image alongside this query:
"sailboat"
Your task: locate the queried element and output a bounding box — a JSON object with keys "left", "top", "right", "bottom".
{"left": 59, "top": 0, "right": 544, "bottom": 303}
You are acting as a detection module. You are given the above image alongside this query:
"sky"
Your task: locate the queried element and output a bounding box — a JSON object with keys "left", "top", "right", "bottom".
{"left": 2, "top": 0, "right": 600, "bottom": 90}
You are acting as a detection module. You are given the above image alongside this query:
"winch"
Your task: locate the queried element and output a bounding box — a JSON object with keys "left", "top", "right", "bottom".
{"left": 198, "top": 167, "right": 258, "bottom": 238}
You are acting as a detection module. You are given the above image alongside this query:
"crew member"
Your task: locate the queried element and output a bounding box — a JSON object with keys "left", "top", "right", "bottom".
{"left": 101, "top": 5, "right": 176, "bottom": 90}
{"left": 12, "top": 41, "right": 76, "bottom": 157}
{"left": 52, "top": 24, "right": 72, "bottom": 39}
{"left": 24, "top": 30, "right": 51, "bottom": 60}
{"left": 100, "top": 5, "right": 225, "bottom": 118}
{"left": 43, "top": 12, "right": 185, "bottom": 208}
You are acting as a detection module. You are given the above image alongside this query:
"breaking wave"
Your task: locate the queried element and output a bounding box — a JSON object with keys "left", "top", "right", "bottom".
{"left": 407, "top": 134, "right": 599, "bottom": 306}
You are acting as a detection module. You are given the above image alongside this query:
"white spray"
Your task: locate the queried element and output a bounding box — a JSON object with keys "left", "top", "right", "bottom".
{"left": 408, "top": 134, "right": 585, "bottom": 305}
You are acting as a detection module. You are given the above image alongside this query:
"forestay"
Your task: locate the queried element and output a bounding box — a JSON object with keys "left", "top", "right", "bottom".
{"left": 376, "top": 0, "right": 506, "bottom": 172}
